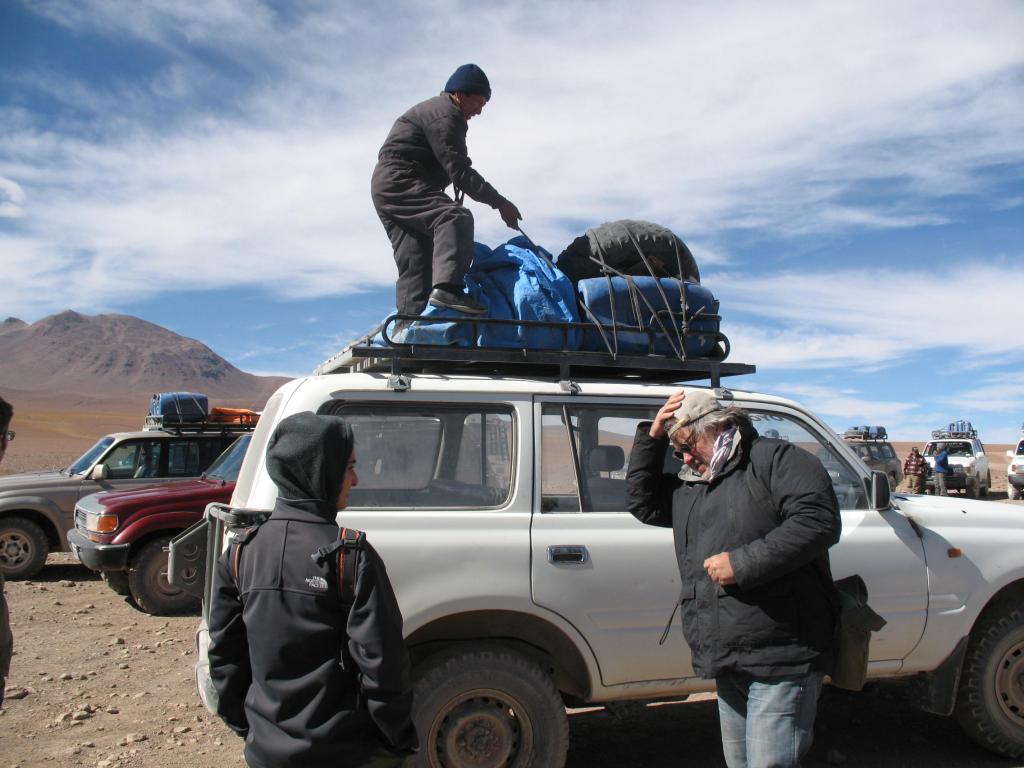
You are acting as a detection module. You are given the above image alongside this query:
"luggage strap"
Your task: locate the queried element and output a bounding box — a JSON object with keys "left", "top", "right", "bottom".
{"left": 311, "top": 527, "right": 366, "bottom": 606}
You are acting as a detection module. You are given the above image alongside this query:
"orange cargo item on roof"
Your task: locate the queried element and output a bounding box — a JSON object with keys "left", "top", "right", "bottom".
{"left": 209, "top": 407, "right": 260, "bottom": 425}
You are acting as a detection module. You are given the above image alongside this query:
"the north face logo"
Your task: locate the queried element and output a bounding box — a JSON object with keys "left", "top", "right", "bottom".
{"left": 305, "top": 576, "right": 328, "bottom": 591}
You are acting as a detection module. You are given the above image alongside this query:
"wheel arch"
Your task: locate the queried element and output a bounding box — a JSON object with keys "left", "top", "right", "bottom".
{"left": 0, "top": 506, "right": 62, "bottom": 551}
{"left": 971, "top": 579, "right": 1024, "bottom": 635}
{"left": 126, "top": 528, "right": 181, "bottom": 566}
{"left": 406, "top": 609, "right": 595, "bottom": 700}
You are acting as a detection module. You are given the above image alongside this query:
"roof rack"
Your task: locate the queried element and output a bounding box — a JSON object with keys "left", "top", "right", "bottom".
{"left": 843, "top": 426, "right": 888, "bottom": 441}
{"left": 315, "top": 313, "right": 755, "bottom": 386}
{"left": 143, "top": 415, "right": 258, "bottom": 435}
{"left": 931, "top": 420, "right": 978, "bottom": 440}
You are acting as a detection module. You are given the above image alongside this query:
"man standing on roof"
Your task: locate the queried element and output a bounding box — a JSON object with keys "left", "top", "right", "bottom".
{"left": 627, "top": 390, "right": 841, "bottom": 768}
{"left": 371, "top": 63, "right": 522, "bottom": 318}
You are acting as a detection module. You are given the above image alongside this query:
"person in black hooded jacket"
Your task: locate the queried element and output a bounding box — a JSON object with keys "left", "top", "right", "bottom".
{"left": 208, "top": 412, "right": 417, "bottom": 768}
{"left": 627, "top": 390, "right": 841, "bottom": 768}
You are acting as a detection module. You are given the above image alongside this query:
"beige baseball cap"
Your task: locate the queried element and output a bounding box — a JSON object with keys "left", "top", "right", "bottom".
{"left": 666, "top": 390, "right": 722, "bottom": 438}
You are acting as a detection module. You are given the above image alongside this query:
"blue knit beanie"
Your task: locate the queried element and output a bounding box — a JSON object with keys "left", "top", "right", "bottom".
{"left": 444, "top": 64, "right": 491, "bottom": 100}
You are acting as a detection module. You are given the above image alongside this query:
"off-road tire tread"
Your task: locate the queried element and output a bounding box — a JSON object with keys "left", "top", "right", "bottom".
{"left": 954, "top": 605, "right": 1024, "bottom": 758}
{"left": 0, "top": 516, "right": 48, "bottom": 580}
{"left": 102, "top": 569, "right": 131, "bottom": 596}
{"left": 409, "top": 644, "right": 570, "bottom": 768}
{"left": 128, "top": 536, "right": 199, "bottom": 616}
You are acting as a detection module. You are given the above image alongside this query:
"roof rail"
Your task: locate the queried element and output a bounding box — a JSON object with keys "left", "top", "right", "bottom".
{"left": 143, "top": 415, "right": 258, "bottom": 436}
{"left": 931, "top": 420, "right": 978, "bottom": 440}
{"left": 315, "top": 313, "right": 755, "bottom": 387}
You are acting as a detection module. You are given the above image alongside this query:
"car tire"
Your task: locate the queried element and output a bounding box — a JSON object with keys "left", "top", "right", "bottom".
{"left": 102, "top": 570, "right": 131, "bottom": 596}
{"left": 1009, "top": 484, "right": 1021, "bottom": 501}
{"left": 128, "top": 536, "right": 200, "bottom": 616}
{"left": 0, "top": 516, "right": 49, "bottom": 580}
{"left": 407, "top": 644, "right": 570, "bottom": 768}
{"left": 980, "top": 473, "right": 990, "bottom": 498}
{"left": 955, "top": 604, "right": 1024, "bottom": 759}
{"left": 967, "top": 480, "right": 979, "bottom": 499}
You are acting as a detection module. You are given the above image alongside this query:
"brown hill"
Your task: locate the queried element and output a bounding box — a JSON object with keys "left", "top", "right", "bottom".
{"left": 0, "top": 310, "right": 286, "bottom": 404}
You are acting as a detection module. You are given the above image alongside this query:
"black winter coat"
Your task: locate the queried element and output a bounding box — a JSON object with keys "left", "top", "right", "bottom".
{"left": 627, "top": 422, "right": 841, "bottom": 679}
{"left": 208, "top": 499, "right": 417, "bottom": 768}
{"left": 373, "top": 94, "right": 506, "bottom": 208}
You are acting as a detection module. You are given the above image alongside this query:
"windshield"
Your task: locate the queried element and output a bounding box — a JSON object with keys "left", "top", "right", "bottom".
{"left": 204, "top": 435, "right": 251, "bottom": 482}
{"left": 67, "top": 436, "right": 115, "bottom": 475}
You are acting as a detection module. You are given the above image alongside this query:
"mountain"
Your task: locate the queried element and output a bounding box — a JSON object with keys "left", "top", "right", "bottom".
{"left": 0, "top": 311, "right": 287, "bottom": 408}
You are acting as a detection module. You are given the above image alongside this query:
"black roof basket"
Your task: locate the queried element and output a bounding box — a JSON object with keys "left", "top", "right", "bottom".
{"left": 143, "top": 415, "right": 257, "bottom": 436}
{"left": 315, "top": 313, "right": 755, "bottom": 387}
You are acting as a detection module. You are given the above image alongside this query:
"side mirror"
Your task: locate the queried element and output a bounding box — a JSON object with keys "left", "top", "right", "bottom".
{"left": 90, "top": 464, "right": 109, "bottom": 481}
{"left": 1007, "top": 450, "right": 1015, "bottom": 458}
{"left": 870, "top": 470, "right": 890, "bottom": 511}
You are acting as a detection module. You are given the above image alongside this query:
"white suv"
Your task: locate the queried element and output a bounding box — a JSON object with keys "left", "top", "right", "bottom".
{"left": 170, "top": 349, "right": 1024, "bottom": 765}
{"left": 923, "top": 425, "right": 992, "bottom": 498}
{"left": 1007, "top": 434, "right": 1024, "bottom": 501}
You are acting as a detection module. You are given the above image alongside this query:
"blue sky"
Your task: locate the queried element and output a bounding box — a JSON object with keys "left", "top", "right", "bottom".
{"left": 1, "top": 0, "right": 1022, "bottom": 442}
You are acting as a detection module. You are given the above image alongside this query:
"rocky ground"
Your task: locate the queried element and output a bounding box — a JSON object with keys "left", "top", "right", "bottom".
{"left": 1, "top": 554, "right": 1022, "bottom": 768}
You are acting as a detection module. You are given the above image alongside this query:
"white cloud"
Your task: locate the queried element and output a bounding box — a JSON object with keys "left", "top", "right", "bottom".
{"left": 1, "top": 0, "right": 1023, "bottom": 322}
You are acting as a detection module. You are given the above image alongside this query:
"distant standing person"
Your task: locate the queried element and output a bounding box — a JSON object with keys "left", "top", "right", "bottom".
{"left": 933, "top": 442, "right": 950, "bottom": 496}
{"left": 0, "top": 396, "right": 14, "bottom": 707}
{"left": 627, "top": 390, "right": 841, "bottom": 768}
{"left": 208, "top": 412, "right": 417, "bottom": 767}
{"left": 371, "top": 63, "right": 522, "bottom": 318}
{"left": 903, "top": 446, "right": 927, "bottom": 493}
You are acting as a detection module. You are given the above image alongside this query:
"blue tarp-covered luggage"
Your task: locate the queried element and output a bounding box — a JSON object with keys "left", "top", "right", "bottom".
{"left": 149, "top": 392, "right": 208, "bottom": 424}
{"left": 578, "top": 277, "right": 720, "bottom": 357}
{"left": 400, "top": 237, "right": 581, "bottom": 349}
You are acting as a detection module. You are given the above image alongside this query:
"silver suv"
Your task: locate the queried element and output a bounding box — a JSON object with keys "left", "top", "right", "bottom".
{"left": 0, "top": 425, "right": 244, "bottom": 579}
{"left": 173, "top": 342, "right": 1024, "bottom": 765}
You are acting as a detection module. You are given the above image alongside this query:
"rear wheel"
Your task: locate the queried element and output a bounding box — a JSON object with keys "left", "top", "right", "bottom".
{"left": 955, "top": 605, "right": 1024, "bottom": 758}
{"left": 967, "top": 479, "right": 979, "bottom": 499}
{"left": 0, "top": 517, "right": 48, "bottom": 580}
{"left": 1009, "top": 484, "right": 1022, "bottom": 501}
{"left": 980, "top": 473, "right": 990, "bottom": 497}
{"left": 128, "top": 536, "right": 200, "bottom": 616}
{"left": 408, "top": 644, "right": 570, "bottom": 768}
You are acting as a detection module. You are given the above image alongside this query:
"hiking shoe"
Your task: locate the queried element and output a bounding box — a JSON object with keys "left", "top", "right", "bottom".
{"left": 428, "top": 287, "right": 486, "bottom": 315}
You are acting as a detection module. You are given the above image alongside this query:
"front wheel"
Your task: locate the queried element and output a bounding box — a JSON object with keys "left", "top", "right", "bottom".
{"left": 1009, "top": 484, "right": 1022, "bottom": 501}
{"left": 128, "top": 536, "right": 200, "bottom": 616}
{"left": 102, "top": 570, "right": 131, "bottom": 596}
{"left": 0, "top": 517, "right": 49, "bottom": 580}
{"left": 955, "top": 605, "right": 1024, "bottom": 758}
{"left": 408, "top": 644, "right": 570, "bottom": 768}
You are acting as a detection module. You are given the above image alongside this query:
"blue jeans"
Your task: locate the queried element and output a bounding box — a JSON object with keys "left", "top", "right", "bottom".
{"left": 716, "top": 671, "right": 824, "bottom": 768}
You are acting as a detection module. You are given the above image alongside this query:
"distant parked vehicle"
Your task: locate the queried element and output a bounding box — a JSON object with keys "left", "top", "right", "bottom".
{"left": 0, "top": 394, "right": 255, "bottom": 580}
{"left": 923, "top": 421, "right": 991, "bottom": 498}
{"left": 67, "top": 434, "right": 250, "bottom": 615}
{"left": 842, "top": 425, "right": 903, "bottom": 489}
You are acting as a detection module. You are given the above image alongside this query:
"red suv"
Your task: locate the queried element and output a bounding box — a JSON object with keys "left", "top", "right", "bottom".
{"left": 67, "top": 435, "right": 250, "bottom": 615}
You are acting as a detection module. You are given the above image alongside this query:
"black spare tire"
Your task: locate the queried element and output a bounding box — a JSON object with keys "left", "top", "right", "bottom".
{"left": 555, "top": 219, "right": 700, "bottom": 284}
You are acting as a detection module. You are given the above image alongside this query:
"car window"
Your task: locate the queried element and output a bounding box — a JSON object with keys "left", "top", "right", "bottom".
{"left": 68, "top": 436, "right": 115, "bottom": 475}
{"left": 540, "top": 403, "right": 868, "bottom": 513}
{"left": 104, "top": 440, "right": 163, "bottom": 480}
{"left": 878, "top": 444, "right": 896, "bottom": 460}
{"left": 205, "top": 436, "right": 251, "bottom": 482}
{"left": 167, "top": 440, "right": 201, "bottom": 477}
{"left": 1017, "top": 442, "right": 1024, "bottom": 456}
{"left": 321, "top": 403, "right": 515, "bottom": 509}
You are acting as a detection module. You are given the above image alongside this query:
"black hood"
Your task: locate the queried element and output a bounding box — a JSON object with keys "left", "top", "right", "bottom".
{"left": 266, "top": 412, "right": 353, "bottom": 519}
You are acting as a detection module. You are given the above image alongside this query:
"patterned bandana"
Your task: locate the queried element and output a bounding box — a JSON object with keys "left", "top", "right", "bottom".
{"left": 706, "top": 426, "right": 739, "bottom": 482}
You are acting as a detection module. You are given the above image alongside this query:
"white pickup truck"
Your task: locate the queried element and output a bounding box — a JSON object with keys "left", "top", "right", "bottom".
{"left": 1007, "top": 435, "right": 1024, "bottom": 501}
{"left": 170, "top": 347, "right": 1024, "bottom": 767}
{"left": 923, "top": 425, "right": 992, "bottom": 498}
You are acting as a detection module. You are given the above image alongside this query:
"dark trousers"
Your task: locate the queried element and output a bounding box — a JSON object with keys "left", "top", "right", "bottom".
{"left": 371, "top": 162, "right": 475, "bottom": 315}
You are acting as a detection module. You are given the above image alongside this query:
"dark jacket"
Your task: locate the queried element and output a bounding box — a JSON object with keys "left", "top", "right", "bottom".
{"left": 373, "top": 94, "right": 506, "bottom": 208}
{"left": 208, "top": 413, "right": 416, "bottom": 768}
{"left": 626, "top": 421, "right": 842, "bottom": 679}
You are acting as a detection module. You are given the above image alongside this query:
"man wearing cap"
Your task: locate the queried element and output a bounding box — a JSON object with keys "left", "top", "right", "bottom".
{"left": 371, "top": 63, "right": 522, "bottom": 318}
{"left": 627, "top": 390, "right": 841, "bottom": 768}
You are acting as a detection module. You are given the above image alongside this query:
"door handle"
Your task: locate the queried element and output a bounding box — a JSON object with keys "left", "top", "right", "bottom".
{"left": 547, "top": 545, "right": 589, "bottom": 565}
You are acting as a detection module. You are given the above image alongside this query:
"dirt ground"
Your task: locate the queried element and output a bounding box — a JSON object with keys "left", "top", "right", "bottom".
{"left": 1, "top": 554, "right": 1022, "bottom": 768}
{"left": 2, "top": 422, "right": 1022, "bottom": 767}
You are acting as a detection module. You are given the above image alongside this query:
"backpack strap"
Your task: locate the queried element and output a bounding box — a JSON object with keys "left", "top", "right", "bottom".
{"left": 228, "top": 525, "right": 262, "bottom": 582}
{"left": 310, "top": 527, "right": 366, "bottom": 607}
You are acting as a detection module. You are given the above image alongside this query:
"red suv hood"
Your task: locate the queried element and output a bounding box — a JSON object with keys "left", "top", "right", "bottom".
{"left": 93, "top": 477, "right": 235, "bottom": 512}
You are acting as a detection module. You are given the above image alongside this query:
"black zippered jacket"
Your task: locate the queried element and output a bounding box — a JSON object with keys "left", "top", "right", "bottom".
{"left": 373, "top": 94, "right": 506, "bottom": 208}
{"left": 207, "top": 412, "right": 416, "bottom": 768}
{"left": 626, "top": 421, "right": 842, "bottom": 679}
